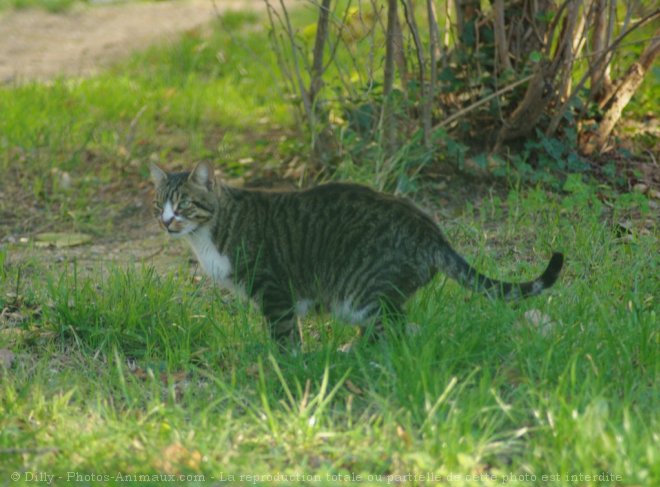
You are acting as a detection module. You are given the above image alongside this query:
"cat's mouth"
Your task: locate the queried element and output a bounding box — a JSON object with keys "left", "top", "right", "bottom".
{"left": 167, "top": 228, "right": 188, "bottom": 237}
{"left": 162, "top": 220, "right": 185, "bottom": 235}
{"left": 165, "top": 225, "right": 196, "bottom": 237}
{"left": 159, "top": 215, "right": 196, "bottom": 236}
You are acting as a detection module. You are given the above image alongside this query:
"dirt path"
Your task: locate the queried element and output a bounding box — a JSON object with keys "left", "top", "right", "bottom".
{"left": 0, "top": 0, "right": 271, "bottom": 82}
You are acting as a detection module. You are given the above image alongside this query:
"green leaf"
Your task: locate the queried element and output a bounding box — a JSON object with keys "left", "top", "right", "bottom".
{"left": 562, "top": 173, "right": 588, "bottom": 194}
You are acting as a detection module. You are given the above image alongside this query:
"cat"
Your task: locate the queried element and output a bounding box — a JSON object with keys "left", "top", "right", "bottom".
{"left": 150, "top": 162, "right": 563, "bottom": 348}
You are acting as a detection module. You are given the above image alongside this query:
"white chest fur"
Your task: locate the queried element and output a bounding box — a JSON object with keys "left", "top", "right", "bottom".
{"left": 185, "top": 227, "right": 233, "bottom": 288}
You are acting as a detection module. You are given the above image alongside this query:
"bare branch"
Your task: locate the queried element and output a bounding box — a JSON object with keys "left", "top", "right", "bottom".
{"left": 427, "top": 0, "right": 440, "bottom": 104}
{"left": 401, "top": 0, "right": 431, "bottom": 148}
{"left": 544, "top": 0, "right": 571, "bottom": 57}
{"left": 322, "top": 0, "right": 353, "bottom": 73}
{"left": 434, "top": 74, "right": 535, "bottom": 132}
{"left": 546, "top": 7, "right": 660, "bottom": 136}
{"left": 382, "top": 0, "right": 397, "bottom": 104}
{"left": 276, "top": 0, "right": 314, "bottom": 135}
{"left": 263, "top": 1, "right": 301, "bottom": 120}
{"left": 453, "top": 0, "right": 464, "bottom": 42}
{"left": 427, "top": 0, "right": 441, "bottom": 62}
{"left": 392, "top": 2, "right": 408, "bottom": 90}
{"left": 379, "top": 0, "right": 399, "bottom": 155}
{"left": 495, "top": 61, "right": 556, "bottom": 149}
{"left": 590, "top": 0, "right": 614, "bottom": 102}
{"left": 492, "top": 0, "right": 512, "bottom": 72}
{"left": 581, "top": 29, "right": 660, "bottom": 155}
{"left": 556, "top": 0, "right": 592, "bottom": 102}
{"left": 442, "top": 0, "right": 453, "bottom": 69}
{"left": 308, "top": 0, "right": 336, "bottom": 164}
{"left": 310, "top": 0, "right": 332, "bottom": 104}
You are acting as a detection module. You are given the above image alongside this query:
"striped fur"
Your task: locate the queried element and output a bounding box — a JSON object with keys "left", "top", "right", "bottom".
{"left": 150, "top": 162, "right": 564, "bottom": 347}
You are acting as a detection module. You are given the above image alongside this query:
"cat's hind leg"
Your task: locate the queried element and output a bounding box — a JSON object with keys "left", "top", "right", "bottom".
{"left": 363, "top": 300, "right": 406, "bottom": 343}
{"left": 334, "top": 296, "right": 405, "bottom": 347}
{"left": 261, "top": 286, "right": 301, "bottom": 350}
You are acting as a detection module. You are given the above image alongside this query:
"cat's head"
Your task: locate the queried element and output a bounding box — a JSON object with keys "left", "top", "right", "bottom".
{"left": 149, "top": 162, "right": 217, "bottom": 237}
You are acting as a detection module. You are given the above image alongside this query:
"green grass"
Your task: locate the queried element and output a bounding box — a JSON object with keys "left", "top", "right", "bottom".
{"left": 1, "top": 14, "right": 289, "bottom": 173}
{"left": 0, "top": 0, "right": 81, "bottom": 13}
{"left": 1, "top": 5, "right": 658, "bottom": 486}
{"left": 1, "top": 189, "right": 658, "bottom": 485}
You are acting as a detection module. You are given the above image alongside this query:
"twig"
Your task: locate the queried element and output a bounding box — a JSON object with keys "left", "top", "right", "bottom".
{"left": 556, "top": 0, "right": 591, "bottom": 102}
{"left": 326, "top": 0, "right": 366, "bottom": 100}
{"left": 124, "top": 105, "right": 147, "bottom": 150}
{"left": 401, "top": 0, "right": 431, "bottom": 148}
{"left": 276, "top": 0, "right": 316, "bottom": 144}
{"left": 589, "top": 0, "right": 614, "bottom": 101}
{"left": 322, "top": 0, "right": 353, "bottom": 73}
{"left": 309, "top": 0, "right": 332, "bottom": 104}
{"left": 581, "top": 28, "right": 660, "bottom": 154}
{"left": 546, "top": 7, "right": 660, "bottom": 136}
{"left": 427, "top": 0, "right": 440, "bottom": 109}
{"left": 544, "top": 0, "right": 571, "bottom": 57}
{"left": 379, "top": 0, "right": 398, "bottom": 156}
{"left": 492, "top": 0, "right": 512, "bottom": 72}
{"left": 263, "top": 1, "right": 301, "bottom": 125}
{"left": 432, "top": 74, "right": 534, "bottom": 131}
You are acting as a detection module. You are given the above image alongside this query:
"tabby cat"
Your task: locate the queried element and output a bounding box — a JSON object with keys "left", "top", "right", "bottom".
{"left": 150, "top": 162, "right": 563, "bottom": 347}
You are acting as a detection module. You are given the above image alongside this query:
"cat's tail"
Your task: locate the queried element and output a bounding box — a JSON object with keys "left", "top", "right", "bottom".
{"left": 435, "top": 246, "right": 564, "bottom": 300}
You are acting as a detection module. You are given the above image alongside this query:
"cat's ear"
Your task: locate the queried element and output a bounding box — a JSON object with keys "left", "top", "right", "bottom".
{"left": 149, "top": 163, "right": 167, "bottom": 186}
{"left": 189, "top": 162, "right": 215, "bottom": 191}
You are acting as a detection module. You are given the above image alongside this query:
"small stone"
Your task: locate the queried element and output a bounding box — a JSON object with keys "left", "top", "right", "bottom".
{"left": 633, "top": 183, "right": 648, "bottom": 194}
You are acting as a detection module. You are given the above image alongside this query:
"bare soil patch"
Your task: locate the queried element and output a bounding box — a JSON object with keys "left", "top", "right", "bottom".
{"left": 0, "top": 0, "right": 270, "bottom": 82}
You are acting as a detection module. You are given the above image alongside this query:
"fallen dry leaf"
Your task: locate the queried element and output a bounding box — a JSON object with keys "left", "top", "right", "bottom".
{"left": 34, "top": 232, "right": 92, "bottom": 248}
{"left": 132, "top": 367, "right": 150, "bottom": 381}
{"left": 338, "top": 340, "right": 357, "bottom": 353}
{"left": 155, "top": 442, "right": 202, "bottom": 474}
{"left": 396, "top": 424, "right": 412, "bottom": 447}
{"left": 517, "top": 309, "right": 558, "bottom": 337}
{"left": 344, "top": 379, "right": 364, "bottom": 395}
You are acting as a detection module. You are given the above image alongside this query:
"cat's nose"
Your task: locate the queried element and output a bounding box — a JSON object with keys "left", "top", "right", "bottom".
{"left": 162, "top": 216, "right": 174, "bottom": 228}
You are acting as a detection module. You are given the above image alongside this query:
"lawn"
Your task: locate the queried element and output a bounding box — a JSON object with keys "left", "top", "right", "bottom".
{"left": 0, "top": 4, "right": 658, "bottom": 487}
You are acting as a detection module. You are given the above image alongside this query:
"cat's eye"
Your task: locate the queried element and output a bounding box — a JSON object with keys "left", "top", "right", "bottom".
{"left": 178, "top": 200, "right": 192, "bottom": 210}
